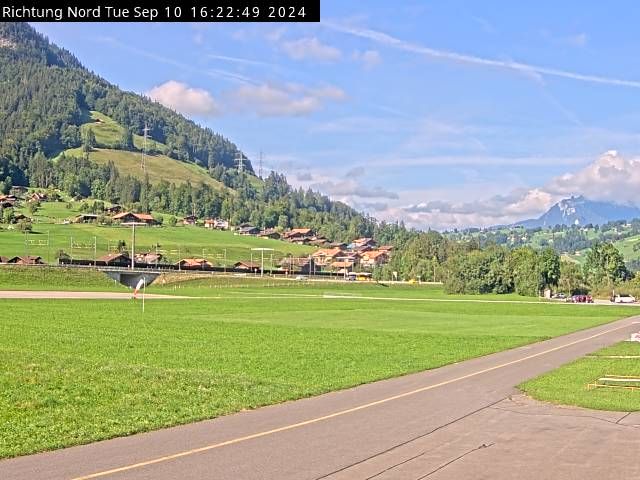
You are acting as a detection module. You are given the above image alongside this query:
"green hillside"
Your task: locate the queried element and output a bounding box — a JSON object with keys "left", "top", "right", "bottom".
{"left": 81, "top": 111, "right": 166, "bottom": 153}
{"left": 63, "top": 147, "right": 225, "bottom": 189}
{"left": 0, "top": 202, "right": 314, "bottom": 265}
{"left": 56, "top": 111, "right": 225, "bottom": 189}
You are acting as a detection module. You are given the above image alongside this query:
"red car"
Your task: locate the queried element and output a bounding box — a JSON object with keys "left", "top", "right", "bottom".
{"left": 568, "top": 295, "right": 593, "bottom": 303}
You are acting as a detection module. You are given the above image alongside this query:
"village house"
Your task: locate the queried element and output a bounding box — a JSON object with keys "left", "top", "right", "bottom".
{"left": 28, "top": 192, "right": 47, "bottom": 203}
{"left": 13, "top": 255, "right": 45, "bottom": 265}
{"left": 312, "top": 247, "right": 344, "bottom": 266}
{"left": 360, "top": 250, "right": 390, "bottom": 268}
{"left": 308, "top": 236, "right": 331, "bottom": 247}
{"left": 10, "top": 186, "right": 27, "bottom": 197}
{"left": 238, "top": 225, "right": 260, "bottom": 236}
{"left": 105, "top": 205, "right": 122, "bottom": 214}
{"left": 258, "top": 228, "right": 281, "bottom": 240}
{"left": 0, "top": 255, "right": 45, "bottom": 265}
{"left": 279, "top": 257, "right": 317, "bottom": 274}
{"left": 233, "top": 261, "right": 261, "bottom": 271}
{"left": 352, "top": 237, "right": 377, "bottom": 249}
{"left": 176, "top": 258, "right": 213, "bottom": 269}
{"left": 98, "top": 252, "right": 130, "bottom": 266}
{"left": 182, "top": 215, "right": 197, "bottom": 226}
{"left": 74, "top": 214, "right": 99, "bottom": 224}
{"left": 330, "top": 260, "right": 355, "bottom": 275}
{"left": 204, "top": 218, "right": 229, "bottom": 230}
{"left": 283, "top": 228, "right": 315, "bottom": 244}
{"left": 135, "top": 252, "right": 163, "bottom": 265}
{"left": 0, "top": 194, "right": 17, "bottom": 209}
{"left": 112, "top": 212, "right": 157, "bottom": 225}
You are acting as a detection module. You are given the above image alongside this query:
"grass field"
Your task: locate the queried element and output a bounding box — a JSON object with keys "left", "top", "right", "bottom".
{"left": 521, "top": 341, "right": 640, "bottom": 412}
{"left": 0, "top": 203, "right": 314, "bottom": 264}
{"left": 0, "top": 266, "right": 126, "bottom": 291}
{"left": 58, "top": 111, "right": 225, "bottom": 189}
{"left": 0, "top": 279, "right": 634, "bottom": 458}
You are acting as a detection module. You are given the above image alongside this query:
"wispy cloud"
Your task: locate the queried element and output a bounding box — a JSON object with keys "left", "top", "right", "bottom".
{"left": 325, "top": 23, "right": 640, "bottom": 88}
{"left": 228, "top": 83, "right": 346, "bottom": 117}
{"left": 207, "top": 53, "right": 275, "bottom": 68}
{"left": 281, "top": 37, "right": 342, "bottom": 62}
{"left": 353, "top": 49, "right": 382, "bottom": 69}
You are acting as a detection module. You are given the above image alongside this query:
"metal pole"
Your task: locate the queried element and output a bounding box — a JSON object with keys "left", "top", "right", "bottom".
{"left": 47, "top": 230, "right": 50, "bottom": 264}
{"left": 131, "top": 224, "right": 135, "bottom": 269}
{"left": 94, "top": 236, "right": 97, "bottom": 266}
{"left": 224, "top": 249, "right": 227, "bottom": 272}
{"left": 261, "top": 249, "right": 264, "bottom": 277}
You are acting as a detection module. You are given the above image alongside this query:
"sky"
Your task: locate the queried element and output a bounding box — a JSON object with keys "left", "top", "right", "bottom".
{"left": 32, "top": 1, "right": 640, "bottom": 230}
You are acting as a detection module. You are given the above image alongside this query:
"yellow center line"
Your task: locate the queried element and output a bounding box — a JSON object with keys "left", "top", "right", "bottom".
{"left": 71, "top": 320, "right": 636, "bottom": 480}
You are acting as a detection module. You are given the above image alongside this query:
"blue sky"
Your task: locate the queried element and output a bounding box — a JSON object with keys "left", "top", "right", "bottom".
{"left": 33, "top": 1, "right": 640, "bottom": 229}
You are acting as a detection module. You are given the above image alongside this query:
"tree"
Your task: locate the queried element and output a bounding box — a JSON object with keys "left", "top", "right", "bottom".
{"left": 2, "top": 207, "right": 14, "bottom": 224}
{"left": 583, "top": 242, "right": 630, "bottom": 286}
{"left": 166, "top": 216, "right": 177, "bottom": 227}
{"left": 539, "top": 248, "right": 560, "bottom": 288}
{"left": 559, "top": 261, "right": 587, "bottom": 295}
{"left": 120, "top": 128, "right": 135, "bottom": 151}
{"left": 27, "top": 200, "right": 40, "bottom": 215}
{"left": 17, "top": 218, "right": 32, "bottom": 232}
{"left": 82, "top": 128, "right": 96, "bottom": 153}
{"left": 508, "top": 247, "right": 542, "bottom": 297}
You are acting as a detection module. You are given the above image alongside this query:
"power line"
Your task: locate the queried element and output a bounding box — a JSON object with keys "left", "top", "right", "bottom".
{"left": 141, "top": 124, "right": 150, "bottom": 172}
{"left": 236, "top": 151, "right": 245, "bottom": 174}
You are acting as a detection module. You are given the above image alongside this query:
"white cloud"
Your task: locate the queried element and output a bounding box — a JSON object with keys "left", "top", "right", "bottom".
{"left": 353, "top": 49, "right": 382, "bottom": 69}
{"left": 546, "top": 150, "right": 640, "bottom": 203}
{"left": 325, "top": 23, "right": 640, "bottom": 88}
{"left": 146, "top": 81, "right": 219, "bottom": 117}
{"left": 281, "top": 37, "right": 342, "bottom": 62}
{"left": 389, "top": 150, "right": 640, "bottom": 230}
{"left": 567, "top": 33, "right": 588, "bottom": 47}
{"left": 229, "top": 83, "right": 346, "bottom": 117}
{"left": 311, "top": 179, "right": 399, "bottom": 199}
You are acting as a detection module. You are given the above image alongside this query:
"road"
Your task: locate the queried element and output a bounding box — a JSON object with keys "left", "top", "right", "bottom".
{"left": 0, "top": 291, "right": 185, "bottom": 299}
{"left": 1, "top": 316, "right": 639, "bottom": 480}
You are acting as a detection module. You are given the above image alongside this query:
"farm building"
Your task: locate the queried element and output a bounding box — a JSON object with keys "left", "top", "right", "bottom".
{"left": 361, "top": 250, "right": 389, "bottom": 268}
{"left": 112, "top": 212, "right": 157, "bottom": 225}
{"left": 279, "top": 257, "right": 317, "bottom": 274}
{"left": 283, "top": 228, "right": 314, "bottom": 243}
{"left": 182, "top": 215, "right": 198, "bottom": 226}
{"left": 135, "top": 252, "right": 163, "bottom": 264}
{"left": 1, "top": 255, "right": 46, "bottom": 265}
{"left": 177, "top": 258, "right": 213, "bottom": 269}
{"left": 238, "top": 225, "right": 260, "bottom": 235}
{"left": 105, "top": 205, "right": 122, "bottom": 214}
{"left": 258, "top": 228, "right": 281, "bottom": 240}
{"left": 0, "top": 194, "right": 17, "bottom": 207}
{"left": 28, "top": 192, "right": 47, "bottom": 203}
{"left": 74, "top": 214, "right": 99, "bottom": 224}
{"left": 312, "top": 247, "right": 344, "bottom": 266}
{"left": 233, "top": 261, "right": 261, "bottom": 271}
{"left": 98, "top": 252, "right": 130, "bottom": 266}
{"left": 204, "top": 218, "right": 229, "bottom": 230}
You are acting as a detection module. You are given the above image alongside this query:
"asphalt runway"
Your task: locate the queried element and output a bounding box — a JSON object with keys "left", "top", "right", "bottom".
{"left": 1, "top": 316, "right": 639, "bottom": 480}
{"left": 0, "top": 290, "right": 185, "bottom": 299}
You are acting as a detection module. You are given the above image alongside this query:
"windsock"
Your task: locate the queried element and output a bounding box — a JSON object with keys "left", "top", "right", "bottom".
{"left": 133, "top": 278, "right": 145, "bottom": 299}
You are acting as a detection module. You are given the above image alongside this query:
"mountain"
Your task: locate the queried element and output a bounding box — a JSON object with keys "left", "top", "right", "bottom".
{"left": 0, "top": 21, "right": 250, "bottom": 186}
{"left": 515, "top": 196, "right": 640, "bottom": 228}
{"left": 0, "top": 22, "right": 393, "bottom": 244}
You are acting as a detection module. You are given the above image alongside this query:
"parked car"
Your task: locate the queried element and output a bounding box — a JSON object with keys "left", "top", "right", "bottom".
{"left": 552, "top": 293, "right": 566, "bottom": 300}
{"left": 611, "top": 294, "right": 636, "bottom": 304}
{"left": 568, "top": 294, "right": 593, "bottom": 303}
